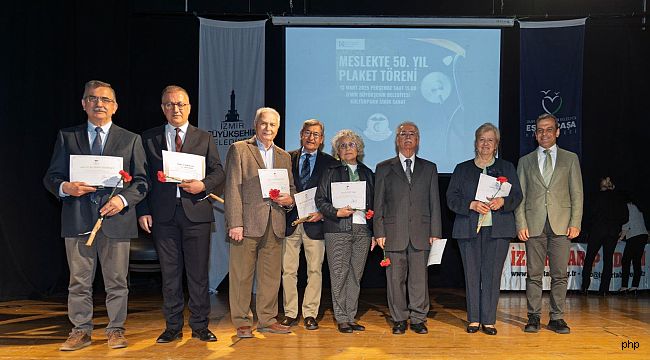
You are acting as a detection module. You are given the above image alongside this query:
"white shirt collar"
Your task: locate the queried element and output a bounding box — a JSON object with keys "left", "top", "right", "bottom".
{"left": 87, "top": 121, "right": 112, "bottom": 133}
{"left": 166, "top": 121, "right": 189, "bottom": 134}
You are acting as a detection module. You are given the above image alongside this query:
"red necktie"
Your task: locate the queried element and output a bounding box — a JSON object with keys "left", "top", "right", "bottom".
{"left": 175, "top": 127, "right": 182, "bottom": 152}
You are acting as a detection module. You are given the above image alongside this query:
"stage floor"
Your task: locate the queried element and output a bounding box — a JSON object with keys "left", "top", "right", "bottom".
{"left": 1, "top": 288, "right": 648, "bottom": 359}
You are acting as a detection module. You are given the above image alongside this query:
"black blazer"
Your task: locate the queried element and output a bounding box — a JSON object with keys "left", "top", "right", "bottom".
{"left": 136, "top": 124, "right": 225, "bottom": 223}
{"left": 446, "top": 158, "right": 522, "bottom": 239}
{"left": 43, "top": 123, "right": 148, "bottom": 238}
{"left": 285, "top": 149, "right": 338, "bottom": 239}
{"left": 316, "top": 161, "right": 374, "bottom": 235}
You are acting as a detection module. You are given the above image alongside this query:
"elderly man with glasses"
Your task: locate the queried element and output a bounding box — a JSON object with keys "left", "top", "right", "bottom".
{"left": 280, "top": 119, "right": 337, "bottom": 330}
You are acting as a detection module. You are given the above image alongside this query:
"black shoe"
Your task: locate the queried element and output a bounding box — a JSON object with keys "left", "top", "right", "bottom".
{"left": 348, "top": 322, "right": 365, "bottom": 331}
{"left": 392, "top": 320, "right": 407, "bottom": 335}
{"left": 192, "top": 328, "right": 217, "bottom": 342}
{"left": 466, "top": 324, "right": 480, "bottom": 333}
{"left": 481, "top": 325, "right": 497, "bottom": 335}
{"left": 337, "top": 323, "right": 353, "bottom": 333}
{"left": 524, "top": 314, "right": 540, "bottom": 333}
{"left": 410, "top": 322, "right": 428, "bottom": 334}
{"left": 547, "top": 319, "right": 570, "bottom": 334}
{"left": 156, "top": 329, "right": 182, "bottom": 343}
{"left": 280, "top": 316, "right": 297, "bottom": 327}
{"left": 304, "top": 317, "right": 319, "bottom": 330}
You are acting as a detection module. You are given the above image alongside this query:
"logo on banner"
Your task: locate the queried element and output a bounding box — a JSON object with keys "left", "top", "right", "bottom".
{"left": 541, "top": 89, "right": 562, "bottom": 114}
{"left": 211, "top": 90, "right": 255, "bottom": 146}
{"left": 523, "top": 89, "right": 578, "bottom": 139}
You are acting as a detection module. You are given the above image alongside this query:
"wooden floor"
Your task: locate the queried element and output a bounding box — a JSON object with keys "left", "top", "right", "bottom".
{"left": 1, "top": 288, "right": 649, "bottom": 359}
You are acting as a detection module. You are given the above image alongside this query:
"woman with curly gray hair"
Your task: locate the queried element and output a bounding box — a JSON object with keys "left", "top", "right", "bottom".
{"left": 315, "top": 129, "right": 374, "bottom": 333}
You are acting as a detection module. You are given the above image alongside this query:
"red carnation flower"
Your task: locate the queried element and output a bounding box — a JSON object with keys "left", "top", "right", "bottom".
{"left": 119, "top": 170, "right": 133, "bottom": 183}
{"left": 497, "top": 176, "right": 508, "bottom": 184}
{"left": 380, "top": 257, "right": 391, "bottom": 267}
{"left": 365, "top": 209, "right": 374, "bottom": 220}
{"left": 269, "top": 188, "right": 281, "bottom": 200}
{"left": 157, "top": 171, "right": 167, "bottom": 183}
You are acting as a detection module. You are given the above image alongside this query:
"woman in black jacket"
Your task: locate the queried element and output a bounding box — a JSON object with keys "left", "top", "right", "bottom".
{"left": 315, "top": 129, "right": 374, "bottom": 334}
{"left": 446, "top": 123, "right": 522, "bottom": 335}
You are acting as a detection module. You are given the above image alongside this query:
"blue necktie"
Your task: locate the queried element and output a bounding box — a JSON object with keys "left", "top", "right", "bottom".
{"left": 299, "top": 153, "right": 311, "bottom": 189}
{"left": 91, "top": 127, "right": 103, "bottom": 155}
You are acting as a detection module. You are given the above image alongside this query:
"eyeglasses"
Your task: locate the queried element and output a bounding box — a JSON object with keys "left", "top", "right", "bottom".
{"left": 163, "top": 102, "right": 189, "bottom": 110}
{"left": 301, "top": 130, "right": 322, "bottom": 139}
{"left": 85, "top": 95, "right": 115, "bottom": 104}
{"left": 338, "top": 142, "right": 357, "bottom": 149}
{"left": 398, "top": 131, "right": 418, "bottom": 138}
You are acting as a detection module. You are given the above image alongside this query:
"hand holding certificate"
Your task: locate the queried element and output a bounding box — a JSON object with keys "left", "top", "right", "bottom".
{"left": 475, "top": 174, "right": 511, "bottom": 233}
{"left": 331, "top": 181, "right": 366, "bottom": 209}
{"left": 70, "top": 155, "right": 124, "bottom": 188}
{"left": 162, "top": 150, "right": 205, "bottom": 182}
{"left": 258, "top": 169, "right": 290, "bottom": 197}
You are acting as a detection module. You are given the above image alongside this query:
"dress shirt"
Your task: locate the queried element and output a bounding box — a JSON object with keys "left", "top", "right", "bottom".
{"left": 256, "top": 137, "right": 275, "bottom": 169}
{"left": 537, "top": 144, "right": 557, "bottom": 175}
{"left": 299, "top": 148, "right": 318, "bottom": 178}
{"left": 165, "top": 122, "right": 189, "bottom": 198}
{"left": 398, "top": 152, "right": 415, "bottom": 173}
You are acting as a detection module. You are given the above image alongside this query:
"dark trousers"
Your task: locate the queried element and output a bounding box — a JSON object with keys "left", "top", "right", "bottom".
{"left": 582, "top": 227, "right": 619, "bottom": 293}
{"left": 457, "top": 227, "right": 510, "bottom": 325}
{"left": 153, "top": 202, "right": 212, "bottom": 332}
{"left": 621, "top": 234, "right": 648, "bottom": 288}
{"left": 386, "top": 242, "right": 429, "bottom": 324}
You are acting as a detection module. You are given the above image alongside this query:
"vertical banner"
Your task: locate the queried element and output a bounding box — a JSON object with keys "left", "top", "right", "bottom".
{"left": 519, "top": 19, "right": 586, "bottom": 157}
{"left": 198, "top": 18, "right": 266, "bottom": 292}
{"left": 501, "top": 242, "right": 649, "bottom": 290}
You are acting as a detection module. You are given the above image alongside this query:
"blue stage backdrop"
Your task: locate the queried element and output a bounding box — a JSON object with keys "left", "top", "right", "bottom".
{"left": 519, "top": 19, "right": 586, "bottom": 157}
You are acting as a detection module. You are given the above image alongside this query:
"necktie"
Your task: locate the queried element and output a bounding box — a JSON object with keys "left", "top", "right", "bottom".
{"left": 175, "top": 127, "right": 182, "bottom": 152}
{"left": 91, "top": 126, "right": 103, "bottom": 155}
{"left": 405, "top": 158, "right": 412, "bottom": 184}
{"left": 542, "top": 149, "right": 553, "bottom": 185}
{"left": 299, "top": 153, "right": 311, "bottom": 190}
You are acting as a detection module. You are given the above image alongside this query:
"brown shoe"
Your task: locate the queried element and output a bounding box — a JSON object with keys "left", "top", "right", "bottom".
{"left": 236, "top": 326, "right": 253, "bottom": 338}
{"left": 107, "top": 329, "right": 128, "bottom": 349}
{"left": 257, "top": 322, "right": 291, "bottom": 334}
{"left": 60, "top": 329, "right": 91, "bottom": 351}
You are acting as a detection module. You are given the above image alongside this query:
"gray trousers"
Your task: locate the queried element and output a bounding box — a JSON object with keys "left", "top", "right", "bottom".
{"left": 386, "top": 243, "right": 429, "bottom": 324}
{"left": 324, "top": 225, "right": 371, "bottom": 324}
{"left": 525, "top": 219, "right": 570, "bottom": 320}
{"left": 65, "top": 233, "right": 130, "bottom": 334}
{"left": 457, "top": 227, "right": 509, "bottom": 324}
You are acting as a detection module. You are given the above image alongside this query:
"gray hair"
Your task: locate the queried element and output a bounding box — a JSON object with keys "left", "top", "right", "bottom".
{"left": 331, "top": 129, "right": 365, "bottom": 161}
{"left": 394, "top": 121, "right": 420, "bottom": 154}
{"left": 474, "top": 122, "right": 500, "bottom": 157}
{"left": 536, "top": 113, "right": 559, "bottom": 129}
{"left": 254, "top": 107, "right": 281, "bottom": 126}
{"left": 83, "top": 80, "right": 116, "bottom": 101}
{"left": 300, "top": 119, "right": 325, "bottom": 151}
{"left": 161, "top": 85, "right": 190, "bottom": 102}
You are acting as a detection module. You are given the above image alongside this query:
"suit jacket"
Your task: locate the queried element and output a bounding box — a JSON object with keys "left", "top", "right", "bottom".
{"left": 373, "top": 156, "right": 442, "bottom": 251}
{"left": 224, "top": 137, "right": 296, "bottom": 238}
{"left": 446, "top": 158, "right": 523, "bottom": 239}
{"left": 285, "top": 148, "right": 338, "bottom": 239}
{"left": 43, "top": 123, "right": 148, "bottom": 238}
{"left": 136, "top": 124, "right": 225, "bottom": 223}
{"left": 515, "top": 147, "right": 584, "bottom": 237}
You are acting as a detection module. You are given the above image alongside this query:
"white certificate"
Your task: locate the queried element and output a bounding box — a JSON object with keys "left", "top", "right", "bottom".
{"left": 427, "top": 239, "right": 447, "bottom": 266}
{"left": 331, "top": 181, "right": 366, "bottom": 209}
{"left": 295, "top": 187, "right": 318, "bottom": 219}
{"left": 69, "top": 155, "right": 124, "bottom": 188}
{"left": 475, "top": 173, "right": 512, "bottom": 202}
{"left": 162, "top": 150, "right": 205, "bottom": 183}
{"left": 258, "top": 169, "right": 290, "bottom": 197}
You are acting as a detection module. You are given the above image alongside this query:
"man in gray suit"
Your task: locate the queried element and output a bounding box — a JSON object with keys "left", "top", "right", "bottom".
{"left": 224, "top": 107, "right": 296, "bottom": 338}
{"left": 374, "top": 121, "right": 442, "bottom": 335}
{"left": 43, "top": 80, "right": 148, "bottom": 350}
{"left": 515, "top": 113, "right": 583, "bottom": 334}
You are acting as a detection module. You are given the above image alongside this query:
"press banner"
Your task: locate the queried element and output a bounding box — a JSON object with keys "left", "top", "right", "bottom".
{"left": 501, "top": 242, "right": 649, "bottom": 290}
{"left": 519, "top": 19, "right": 586, "bottom": 157}
{"left": 198, "top": 18, "right": 266, "bottom": 292}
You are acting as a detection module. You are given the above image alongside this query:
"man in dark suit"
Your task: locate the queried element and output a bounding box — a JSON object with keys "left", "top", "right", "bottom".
{"left": 137, "top": 85, "right": 225, "bottom": 343}
{"left": 516, "top": 113, "right": 583, "bottom": 334}
{"left": 374, "top": 121, "right": 442, "bottom": 335}
{"left": 281, "top": 119, "right": 337, "bottom": 330}
{"left": 224, "top": 107, "right": 296, "bottom": 338}
{"left": 43, "top": 80, "right": 148, "bottom": 351}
